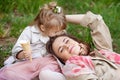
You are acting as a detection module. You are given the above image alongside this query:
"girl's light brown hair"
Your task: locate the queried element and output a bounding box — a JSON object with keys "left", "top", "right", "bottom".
{"left": 31, "top": 2, "right": 66, "bottom": 31}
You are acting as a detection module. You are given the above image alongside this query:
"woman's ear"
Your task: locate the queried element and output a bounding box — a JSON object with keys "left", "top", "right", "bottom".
{"left": 40, "top": 25, "right": 45, "bottom": 32}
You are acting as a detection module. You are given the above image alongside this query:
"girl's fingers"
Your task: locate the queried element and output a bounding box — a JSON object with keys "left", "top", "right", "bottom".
{"left": 24, "top": 51, "right": 31, "bottom": 60}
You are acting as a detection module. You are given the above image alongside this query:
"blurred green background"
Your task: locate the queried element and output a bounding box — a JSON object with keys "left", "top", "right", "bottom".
{"left": 0, "top": 0, "right": 120, "bottom": 67}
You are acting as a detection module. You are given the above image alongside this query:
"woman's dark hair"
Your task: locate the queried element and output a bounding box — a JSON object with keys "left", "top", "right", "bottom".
{"left": 46, "top": 34, "right": 90, "bottom": 64}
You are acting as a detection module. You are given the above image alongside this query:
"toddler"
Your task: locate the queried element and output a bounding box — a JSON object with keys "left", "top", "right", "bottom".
{"left": 0, "top": 2, "right": 66, "bottom": 80}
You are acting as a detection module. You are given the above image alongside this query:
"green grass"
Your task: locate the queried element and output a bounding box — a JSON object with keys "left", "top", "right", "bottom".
{"left": 0, "top": 43, "right": 13, "bottom": 66}
{"left": 0, "top": 0, "right": 120, "bottom": 67}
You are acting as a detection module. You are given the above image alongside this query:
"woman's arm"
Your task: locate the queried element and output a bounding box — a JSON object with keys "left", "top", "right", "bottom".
{"left": 66, "top": 14, "right": 84, "bottom": 24}
{"left": 66, "top": 11, "right": 113, "bottom": 51}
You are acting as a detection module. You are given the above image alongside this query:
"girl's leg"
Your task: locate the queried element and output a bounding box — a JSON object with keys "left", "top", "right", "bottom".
{"left": 39, "top": 54, "right": 66, "bottom": 80}
{"left": 0, "top": 66, "right": 29, "bottom": 80}
{"left": 39, "top": 70, "right": 66, "bottom": 80}
{"left": 0, "top": 55, "right": 58, "bottom": 80}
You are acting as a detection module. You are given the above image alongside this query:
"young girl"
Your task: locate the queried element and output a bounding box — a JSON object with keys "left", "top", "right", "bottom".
{"left": 0, "top": 2, "right": 66, "bottom": 80}
{"left": 46, "top": 11, "right": 120, "bottom": 80}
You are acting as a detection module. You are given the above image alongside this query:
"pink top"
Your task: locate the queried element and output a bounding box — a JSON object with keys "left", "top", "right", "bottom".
{"left": 99, "top": 49, "right": 120, "bottom": 64}
{"left": 62, "top": 56, "right": 95, "bottom": 77}
{"left": 62, "top": 50, "right": 120, "bottom": 78}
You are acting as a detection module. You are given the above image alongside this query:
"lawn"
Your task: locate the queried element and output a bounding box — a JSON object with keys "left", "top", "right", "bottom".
{"left": 0, "top": 0, "right": 120, "bottom": 67}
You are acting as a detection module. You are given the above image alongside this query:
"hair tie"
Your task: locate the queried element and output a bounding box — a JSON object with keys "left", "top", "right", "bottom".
{"left": 53, "top": 6, "right": 61, "bottom": 13}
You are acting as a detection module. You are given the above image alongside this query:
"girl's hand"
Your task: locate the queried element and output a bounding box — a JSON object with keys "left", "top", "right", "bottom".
{"left": 17, "top": 50, "right": 32, "bottom": 60}
{"left": 23, "top": 50, "right": 32, "bottom": 60}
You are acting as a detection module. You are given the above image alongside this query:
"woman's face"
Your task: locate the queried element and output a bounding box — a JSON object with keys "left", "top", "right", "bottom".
{"left": 52, "top": 36, "right": 88, "bottom": 61}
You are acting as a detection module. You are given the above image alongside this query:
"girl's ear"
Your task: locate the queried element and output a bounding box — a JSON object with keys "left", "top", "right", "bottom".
{"left": 40, "top": 25, "right": 45, "bottom": 32}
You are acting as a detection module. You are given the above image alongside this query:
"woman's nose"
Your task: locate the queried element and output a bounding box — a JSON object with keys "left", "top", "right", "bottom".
{"left": 63, "top": 44, "right": 69, "bottom": 49}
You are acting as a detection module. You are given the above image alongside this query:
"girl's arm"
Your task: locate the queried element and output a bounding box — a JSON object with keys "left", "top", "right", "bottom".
{"left": 12, "top": 26, "right": 32, "bottom": 60}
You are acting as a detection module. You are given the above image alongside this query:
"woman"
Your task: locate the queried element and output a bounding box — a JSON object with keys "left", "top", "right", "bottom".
{"left": 46, "top": 11, "right": 120, "bottom": 80}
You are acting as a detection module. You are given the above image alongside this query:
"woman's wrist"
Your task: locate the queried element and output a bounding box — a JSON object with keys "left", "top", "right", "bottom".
{"left": 66, "top": 14, "right": 84, "bottom": 24}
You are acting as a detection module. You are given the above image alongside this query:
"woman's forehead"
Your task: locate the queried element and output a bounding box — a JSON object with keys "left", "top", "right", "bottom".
{"left": 55, "top": 36, "right": 68, "bottom": 42}
{"left": 53, "top": 36, "right": 67, "bottom": 47}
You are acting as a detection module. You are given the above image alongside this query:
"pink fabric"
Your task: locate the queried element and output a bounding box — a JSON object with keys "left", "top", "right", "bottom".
{"left": 0, "top": 54, "right": 60, "bottom": 80}
{"left": 62, "top": 56, "right": 95, "bottom": 77}
{"left": 99, "top": 50, "right": 120, "bottom": 64}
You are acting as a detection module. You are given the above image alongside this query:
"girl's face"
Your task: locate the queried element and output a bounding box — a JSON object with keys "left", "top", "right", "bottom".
{"left": 47, "top": 27, "right": 64, "bottom": 37}
{"left": 52, "top": 36, "right": 88, "bottom": 62}
{"left": 40, "top": 25, "right": 65, "bottom": 37}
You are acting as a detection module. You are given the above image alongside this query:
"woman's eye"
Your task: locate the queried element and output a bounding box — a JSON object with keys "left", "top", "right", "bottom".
{"left": 55, "top": 32, "right": 57, "bottom": 33}
{"left": 65, "top": 39, "right": 69, "bottom": 44}
{"left": 60, "top": 47, "right": 64, "bottom": 53}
